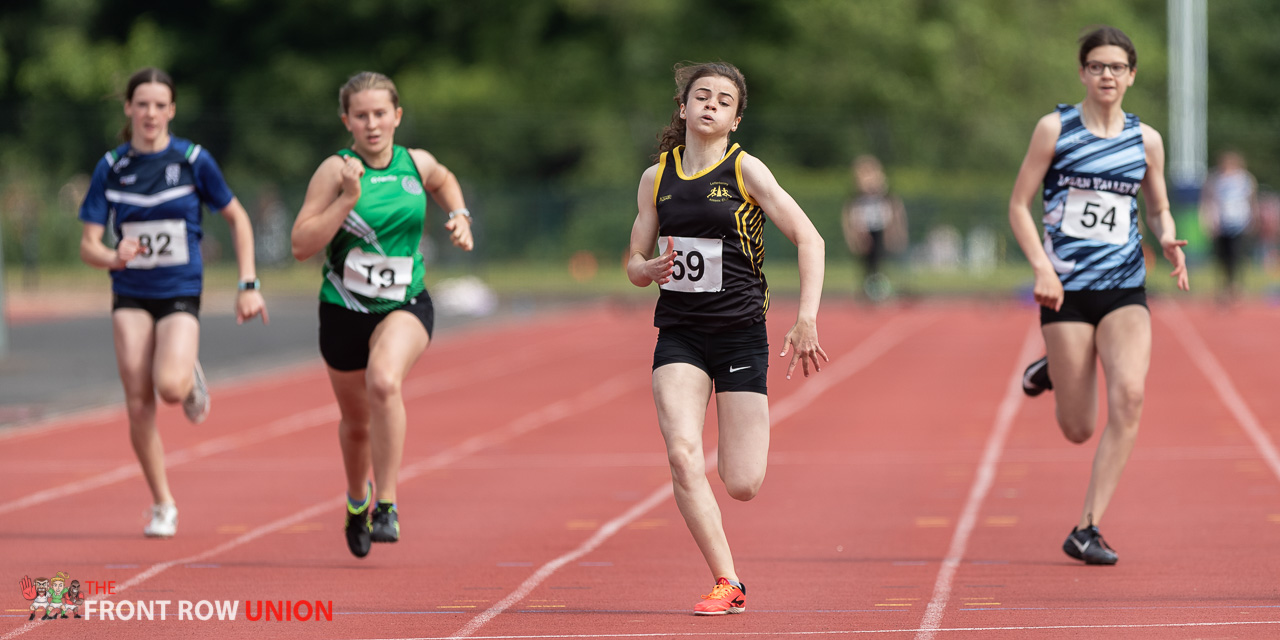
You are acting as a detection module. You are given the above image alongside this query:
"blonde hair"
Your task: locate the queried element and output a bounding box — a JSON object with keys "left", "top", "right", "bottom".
{"left": 338, "top": 71, "right": 400, "bottom": 115}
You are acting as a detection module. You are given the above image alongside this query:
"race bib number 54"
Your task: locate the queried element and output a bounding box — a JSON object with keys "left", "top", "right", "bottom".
{"left": 120, "top": 219, "right": 189, "bottom": 269}
{"left": 658, "top": 236, "right": 723, "bottom": 293}
{"left": 343, "top": 248, "right": 413, "bottom": 301}
{"left": 1061, "top": 187, "right": 1132, "bottom": 245}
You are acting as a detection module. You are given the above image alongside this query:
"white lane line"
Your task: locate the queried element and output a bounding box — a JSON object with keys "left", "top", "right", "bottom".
{"left": 0, "top": 373, "right": 638, "bottom": 640}
{"left": 332, "top": 618, "right": 1280, "bottom": 639}
{"left": 450, "top": 312, "right": 936, "bottom": 638}
{"left": 0, "top": 338, "right": 587, "bottom": 516}
{"left": 915, "top": 324, "right": 1038, "bottom": 640}
{"left": 1162, "top": 302, "right": 1280, "bottom": 483}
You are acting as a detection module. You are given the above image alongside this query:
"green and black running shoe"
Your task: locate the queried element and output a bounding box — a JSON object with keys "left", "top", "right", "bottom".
{"left": 344, "top": 484, "right": 373, "bottom": 558}
{"left": 371, "top": 502, "right": 400, "bottom": 543}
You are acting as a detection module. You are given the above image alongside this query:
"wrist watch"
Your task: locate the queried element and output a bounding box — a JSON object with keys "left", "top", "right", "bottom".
{"left": 238, "top": 279, "right": 261, "bottom": 291}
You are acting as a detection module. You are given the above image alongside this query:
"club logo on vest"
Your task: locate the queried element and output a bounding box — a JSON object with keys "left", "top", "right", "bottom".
{"left": 706, "top": 182, "right": 732, "bottom": 203}
{"left": 402, "top": 176, "right": 424, "bottom": 195}
{"left": 165, "top": 164, "right": 181, "bottom": 186}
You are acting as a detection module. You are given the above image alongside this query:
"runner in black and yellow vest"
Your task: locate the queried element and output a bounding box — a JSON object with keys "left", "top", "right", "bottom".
{"left": 292, "top": 72, "right": 474, "bottom": 559}
{"left": 627, "top": 62, "right": 829, "bottom": 615}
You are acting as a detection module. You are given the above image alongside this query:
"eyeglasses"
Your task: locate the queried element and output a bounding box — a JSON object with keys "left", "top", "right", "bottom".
{"left": 1084, "top": 61, "right": 1131, "bottom": 76}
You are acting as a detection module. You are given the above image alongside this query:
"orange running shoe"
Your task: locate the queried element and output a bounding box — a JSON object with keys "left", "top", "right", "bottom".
{"left": 693, "top": 577, "right": 746, "bottom": 615}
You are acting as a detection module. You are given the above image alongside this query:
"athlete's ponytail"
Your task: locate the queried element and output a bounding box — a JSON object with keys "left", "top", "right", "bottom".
{"left": 654, "top": 62, "right": 748, "bottom": 161}
{"left": 119, "top": 68, "right": 176, "bottom": 143}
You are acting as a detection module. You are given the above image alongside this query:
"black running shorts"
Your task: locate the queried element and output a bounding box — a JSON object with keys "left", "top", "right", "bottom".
{"left": 112, "top": 294, "right": 201, "bottom": 321}
{"left": 319, "top": 293, "right": 435, "bottom": 372}
{"left": 1040, "top": 287, "right": 1148, "bottom": 327}
{"left": 652, "top": 322, "right": 769, "bottom": 395}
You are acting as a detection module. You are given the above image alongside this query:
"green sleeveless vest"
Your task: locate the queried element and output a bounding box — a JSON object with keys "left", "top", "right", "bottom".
{"left": 319, "top": 146, "right": 428, "bottom": 314}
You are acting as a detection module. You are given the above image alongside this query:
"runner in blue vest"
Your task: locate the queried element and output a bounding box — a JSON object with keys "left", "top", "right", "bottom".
{"left": 78, "top": 67, "right": 268, "bottom": 539}
{"left": 1010, "top": 27, "right": 1189, "bottom": 564}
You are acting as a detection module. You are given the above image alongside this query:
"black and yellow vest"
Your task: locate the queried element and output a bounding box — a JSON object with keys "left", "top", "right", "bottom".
{"left": 652, "top": 143, "right": 768, "bottom": 331}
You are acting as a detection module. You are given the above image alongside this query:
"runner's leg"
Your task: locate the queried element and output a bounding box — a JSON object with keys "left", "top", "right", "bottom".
{"left": 1079, "top": 304, "right": 1150, "bottom": 527}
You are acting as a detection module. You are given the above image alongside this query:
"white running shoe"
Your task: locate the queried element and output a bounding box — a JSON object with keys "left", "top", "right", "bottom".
{"left": 183, "top": 361, "right": 210, "bottom": 424}
{"left": 144, "top": 504, "right": 178, "bottom": 538}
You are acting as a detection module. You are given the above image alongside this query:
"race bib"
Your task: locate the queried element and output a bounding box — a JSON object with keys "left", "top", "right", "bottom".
{"left": 658, "top": 236, "right": 723, "bottom": 293}
{"left": 1060, "top": 187, "right": 1132, "bottom": 245}
{"left": 120, "top": 219, "right": 189, "bottom": 269}
{"left": 343, "top": 248, "right": 413, "bottom": 301}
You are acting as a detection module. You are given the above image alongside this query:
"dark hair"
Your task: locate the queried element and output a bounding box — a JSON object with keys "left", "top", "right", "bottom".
{"left": 654, "top": 61, "right": 748, "bottom": 159}
{"left": 120, "top": 67, "right": 176, "bottom": 142}
{"left": 1078, "top": 26, "right": 1136, "bottom": 69}
{"left": 339, "top": 71, "right": 400, "bottom": 115}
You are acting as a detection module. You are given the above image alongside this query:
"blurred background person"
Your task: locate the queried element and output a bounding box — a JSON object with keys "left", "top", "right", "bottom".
{"left": 841, "top": 155, "right": 907, "bottom": 302}
{"left": 1200, "top": 150, "right": 1258, "bottom": 302}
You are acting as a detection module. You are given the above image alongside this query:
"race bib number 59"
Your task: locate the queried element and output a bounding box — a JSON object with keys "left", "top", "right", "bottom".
{"left": 1061, "top": 187, "right": 1132, "bottom": 245}
{"left": 120, "top": 219, "right": 189, "bottom": 269}
{"left": 343, "top": 248, "right": 413, "bottom": 301}
{"left": 658, "top": 236, "right": 723, "bottom": 293}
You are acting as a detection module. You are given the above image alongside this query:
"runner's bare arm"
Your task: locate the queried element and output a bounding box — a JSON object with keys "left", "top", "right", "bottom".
{"left": 292, "top": 156, "right": 362, "bottom": 261}
{"left": 627, "top": 164, "right": 675, "bottom": 287}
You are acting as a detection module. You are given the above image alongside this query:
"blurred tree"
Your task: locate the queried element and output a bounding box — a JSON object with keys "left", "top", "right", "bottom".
{"left": 0, "top": 0, "right": 1274, "bottom": 266}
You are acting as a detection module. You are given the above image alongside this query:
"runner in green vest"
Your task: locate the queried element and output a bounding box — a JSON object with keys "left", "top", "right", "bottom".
{"left": 291, "top": 71, "right": 474, "bottom": 559}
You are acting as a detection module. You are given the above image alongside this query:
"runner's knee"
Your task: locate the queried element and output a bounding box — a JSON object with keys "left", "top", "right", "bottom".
{"left": 364, "top": 369, "right": 403, "bottom": 403}
{"left": 153, "top": 371, "right": 188, "bottom": 404}
{"left": 1058, "top": 414, "right": 1095, "bottom": 444}
{"left": 666, "top": 440, "right": 705, "bottom": 485}
{"left": 340, "top": 418, "right": 371, "bottom": 443}
{"left": 1108, "top": 380, "right": 1145, "bottom": 420}
{"left": 723, "top": 474, "right": 762, "bottom": 501}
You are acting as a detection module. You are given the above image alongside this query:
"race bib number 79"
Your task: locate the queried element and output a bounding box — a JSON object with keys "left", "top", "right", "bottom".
{"left": 343, "top": 248, "right": 413, "bottom": 301}
{"left": 658, "top": 236, "right": 723, "bottom": 293}
{"left": 1060, "top": 187, "right": 1132, "bottom": 245}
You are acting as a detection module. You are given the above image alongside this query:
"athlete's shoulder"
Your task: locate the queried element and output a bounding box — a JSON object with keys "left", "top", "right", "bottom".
{"left": 168, "top": 136, "right": 201, "bottom": 160}
{"left": 736, "top": 150, "right": 772, "bottom": 180}
{"left": 1137, "top": 121, "right": 1161, "bottom": 141}
{"left": 641, "top": 161, "right": 661, "bottom": 180}
{"left": 405, "top": 146, "right": 438, "bottom": 167}
{"left": 97, "top": 143, "right": 132, "bottom": 171}
{"left": 167, "top": 136, "right": 222, "bottom": 170}
{"left": 1037, "top": 109, "right": 1065, "bottom": 132}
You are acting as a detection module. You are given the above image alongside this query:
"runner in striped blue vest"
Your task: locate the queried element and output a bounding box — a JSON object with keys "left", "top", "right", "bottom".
{"left": 1007, "top": 26, "right": 1190, "bottom": 565}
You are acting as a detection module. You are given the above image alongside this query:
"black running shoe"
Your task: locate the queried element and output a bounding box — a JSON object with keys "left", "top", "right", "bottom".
{"left": 344, "top": 489, "right": 372, "bottom": 558}
{"left": 371, "top": 502, "right": 399, "bottom": 543}
{"left": 1022, "top": 356, "right": 1053, "bottom": 397}
{"left": 1063, "top": 525, "right": 1118, "bottom": 565}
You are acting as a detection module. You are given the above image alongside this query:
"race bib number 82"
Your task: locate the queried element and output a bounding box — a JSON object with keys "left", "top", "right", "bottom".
{"left": 121, "top": 219, "right": 189, "bottom": 269}
{"left": 1061, "top": 187, "right": 1132, "bottom": 245}
{"left": 658, "top": 236, "right": 723, "bottom": 293}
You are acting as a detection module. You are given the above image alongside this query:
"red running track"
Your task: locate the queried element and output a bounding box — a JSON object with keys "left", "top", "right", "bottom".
{"left": 1, "top": 299, "right": 1279, "bottom": 639}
